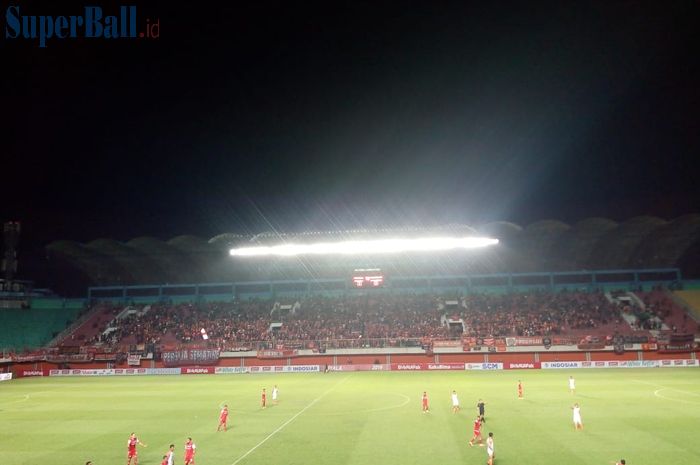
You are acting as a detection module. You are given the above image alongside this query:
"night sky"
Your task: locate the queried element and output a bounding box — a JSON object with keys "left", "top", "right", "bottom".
{"left": 2, "top": 1, "right": 699, "bottom": 265}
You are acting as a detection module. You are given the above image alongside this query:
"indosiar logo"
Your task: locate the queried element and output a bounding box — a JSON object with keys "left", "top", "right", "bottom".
{"left": 4, "top": 5, "right": 160, "bottom": 48}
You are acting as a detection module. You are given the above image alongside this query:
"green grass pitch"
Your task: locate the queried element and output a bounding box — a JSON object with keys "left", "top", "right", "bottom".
{"left": 2, "top": 369, "right": 700, "bottom": 465}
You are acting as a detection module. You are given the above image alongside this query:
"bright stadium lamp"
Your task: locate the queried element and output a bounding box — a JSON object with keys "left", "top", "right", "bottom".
{"left": 229, "top": 236, "right": 498, "bottom": 257}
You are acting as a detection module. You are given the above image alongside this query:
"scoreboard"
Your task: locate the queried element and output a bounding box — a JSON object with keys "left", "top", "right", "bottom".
{"left": 351, "top": 269, "right": 385, "bottom": 288}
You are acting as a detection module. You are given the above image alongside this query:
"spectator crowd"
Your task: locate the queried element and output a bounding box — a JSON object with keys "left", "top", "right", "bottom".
{"left": 90, "top": 291, "right": 632, "bottom": 350}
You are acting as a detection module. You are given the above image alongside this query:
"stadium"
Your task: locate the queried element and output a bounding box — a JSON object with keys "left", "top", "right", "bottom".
{"left": 2, "top": 216, "right": 700, "bottom": 465}
{"left": 3, "top": 2, "right": 700, "bottom": 465}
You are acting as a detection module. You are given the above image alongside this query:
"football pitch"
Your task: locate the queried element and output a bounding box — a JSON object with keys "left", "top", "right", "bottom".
{"left": 2, "top": 369, "right": 700, "bottom": 465}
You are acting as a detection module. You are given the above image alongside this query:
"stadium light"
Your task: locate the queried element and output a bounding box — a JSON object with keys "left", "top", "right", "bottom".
{"left": 229, "top": 236, "right": 499, "bottom": 257}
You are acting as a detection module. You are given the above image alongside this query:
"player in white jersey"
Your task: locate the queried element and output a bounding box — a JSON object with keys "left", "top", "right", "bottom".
{"left": 272, "top": 385, "right": 279, "bottom": 404}
{"left": 451, "top": 390, "right": 460, "bottom": 413}
{"left": 572, "top": 403, "right": 583, "bottom": 430}
{"left": 569, "top": 375, "right": 576, "bottom": 394}
{"left": 166, "top": 444, "right": 174, "bottom": 465}
{"left": 486, "top": 432, "right": 495, "bottom": 465}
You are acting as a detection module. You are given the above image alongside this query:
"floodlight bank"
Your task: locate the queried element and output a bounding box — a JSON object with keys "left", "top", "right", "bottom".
{"left": 229, "top": 236, "right": 498, "bottom": 257}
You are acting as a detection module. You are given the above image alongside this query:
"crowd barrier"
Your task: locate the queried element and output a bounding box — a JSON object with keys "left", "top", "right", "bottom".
{"left": 7, "top": 359, "right": 698, "bottom": 378}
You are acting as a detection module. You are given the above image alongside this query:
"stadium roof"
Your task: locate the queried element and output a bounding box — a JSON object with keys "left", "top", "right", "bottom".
{"left": 45, "top": 215, "right": 700, "bottom": 288}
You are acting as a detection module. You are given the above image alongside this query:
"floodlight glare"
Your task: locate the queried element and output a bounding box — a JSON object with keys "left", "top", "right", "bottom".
{"left": 229, "top": 236, "right": 498, "bottom": 257}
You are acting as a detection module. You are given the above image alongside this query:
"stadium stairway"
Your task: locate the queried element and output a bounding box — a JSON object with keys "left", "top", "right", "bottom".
{"left": 56, "top": 303, "right": 120, "bottom": 347}
{"left": 636, "top": 290, "right": 698, "bottom": 335}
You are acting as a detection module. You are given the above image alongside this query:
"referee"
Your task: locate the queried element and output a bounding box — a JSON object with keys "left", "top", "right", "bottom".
{"left": 477, "top": 399, "right": 486, "bottom": 422}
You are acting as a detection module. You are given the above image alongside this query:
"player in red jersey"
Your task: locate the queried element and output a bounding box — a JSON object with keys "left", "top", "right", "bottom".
{"left": 261, "top": 388, "right": 267, "bottom": 409}
{"left": 184, "top": 438, "right": 196, "bottom": 465}
{"left": 217, "top": 404, "right": 229, "bottom": 431}
{"left": 126, "top": 433, "right": 147, "bottom": 465}
{"left": 161, "top": 456, "right": 168, "bottom": 465}
{"left": 468, "top": 416, "right": 483, "bottom": 447}
{"left": 422, "top": 391, "right": 429, "bottom": 413}
{"left": 517, "top": 380, "right": 523, "bottom": 399}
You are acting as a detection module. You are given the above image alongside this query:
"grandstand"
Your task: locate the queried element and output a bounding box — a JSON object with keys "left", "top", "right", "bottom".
{"left": 0, "top": 299, "right": 83, "bottom": 352}
{"left": 0, "top": 217, "right": 697, "bottom": 362}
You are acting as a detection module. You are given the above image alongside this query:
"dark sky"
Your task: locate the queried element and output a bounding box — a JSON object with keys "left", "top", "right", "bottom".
{"left": 2, "top": 0, "right": 699, "bottom": 258}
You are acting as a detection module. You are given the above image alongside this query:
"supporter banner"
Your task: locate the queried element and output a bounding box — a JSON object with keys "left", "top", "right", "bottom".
{"left": 45, "top": 353, "right": 95, "bottom": 363}
{"left": 504, "top": 362, "right": 541, "bottom": 370}
{"left": 658, "top": 343, "right": 696, "bottom": 353}
{"left": 181, "top": 366, "right": 215, "bottom": 375}
{"left": 145, "top": 368, "right": 182, "bottom": 375}
{"left": 10, "top": 354, "right": 45, "bottom": 363}
{"left": 506, "top": 337, "right": 543, "bottom": 347}
{"left": 162, "top": 349, "right": 220, "bottom": 367}
{"left": 113, "top": 368, "right": 147, "bottom": 376}
{"left": 577, "top": 343, "right": 606, "bottom": 350}
{"left": 215, "top": 366, "right": 250, "bottom": 374}
{"left": 257, "top": 349, "right": 297, "bottom": 359}
{"left": 641, "top": 343, "right": 658, "bottom": 351}
{"left": 0, "top": 373, "right": 12, "bottom": 381}
{"left": 93, "top": 353, "right": 118, "bottom": 361}
{"left": 127, "top": 354, "right": 141, "bottom": 366}
{"left": 432, "top": 340, "right": 462, "bottom": 348}
{"left": 465, "top": 362, "right": 503, "bottom": 371}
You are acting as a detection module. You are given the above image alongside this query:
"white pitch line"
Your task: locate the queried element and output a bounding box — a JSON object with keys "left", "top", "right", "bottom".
{"left": 653, "top": 388, "right": 700, "bottom": 405}
{"left": 229, "top": 375, "right": 350, "bottom": 465}
{"left": 0, "top": 394, "right": 29, "bottom": 406}
{"left": 632, "top": 379, "right": 700, "bottom": 396}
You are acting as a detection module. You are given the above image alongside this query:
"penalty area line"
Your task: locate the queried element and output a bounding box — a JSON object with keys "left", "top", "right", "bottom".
{"left": 229, "top": 375, "right": 350, "bottom": 465}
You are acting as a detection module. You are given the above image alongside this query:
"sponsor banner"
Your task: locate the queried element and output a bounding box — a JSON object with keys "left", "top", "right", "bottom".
{"left": 328, "top": 364, "right": 389, "bottom": 372}
{"left": 146, "top": 368, "right": 182, "bottom": 375}
{"left": 20, "top": 370, "right": 45, "bottom": 377}
{"left": 465, "top": 362, "right": 503, "bottom": 371}
{"left": 284, "top": 365, "right": 320, "bottom": 372}
{"left": 127, "top": 354, "right": 141, "bottom": 366}
{"left": 0, "top": 373, "right": 12, "bottom": 381}
{"left": 162, "top": 349, "right": 220, "bottom": 367}
{"left": 659, "top": 359, "right": 698, "bottom": 367}
{"left": 542, "top": 361, "right": 582, "bottom": 369}
{"left": 542, "top": 360, "right": 699, "bottom": 369}
{"left": 247, "top": 365, "right": 321, "bottom": 373}
{"left": 432, "top": 340, "right": 462, "bottom": 348}
{"left": 257, "top": 349, "right": 297, "bottom": 359}
{"left": 504, "top": 362, "right": 541, "bottom": 370}
{"left": 181, "top": 366, "right": 215, "bottom": 375}
{"left": 215, "top": 366, "right": 249, "bottom": 374}
{"left": 113, "top": 368, "right": 148, "bottom": 376}
{"left": 49, "top": 369, "right": 114, "bottom": 377}
{"left": 427, "top": 363, "right": 465, "bottom": 370}
{"left": 393, "top": 363, "right": 423, "bottom": 371}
